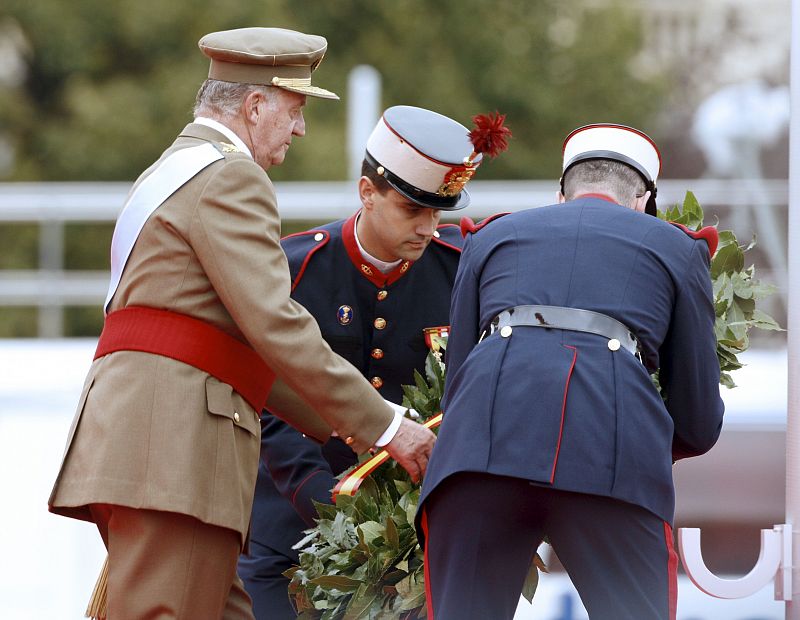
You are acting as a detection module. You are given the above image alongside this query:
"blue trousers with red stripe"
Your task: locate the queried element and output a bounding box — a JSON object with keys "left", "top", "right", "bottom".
{"left": 238, "top": 539, "right": 296, "bottom": 620}
{"left": 420, "top": 472, "right": 677, "bottom": 620}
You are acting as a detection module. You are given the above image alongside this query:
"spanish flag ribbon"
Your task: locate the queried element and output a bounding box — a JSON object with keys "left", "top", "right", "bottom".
{"left": 332, "top": 412, "right": 443, "bottom": 501}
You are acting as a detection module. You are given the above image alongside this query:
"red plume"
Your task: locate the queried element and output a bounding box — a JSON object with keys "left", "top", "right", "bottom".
{"left": 468, "top": 112, "right": 512, "bottom": 159}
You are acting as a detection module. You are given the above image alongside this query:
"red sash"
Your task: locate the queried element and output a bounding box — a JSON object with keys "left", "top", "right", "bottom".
{"left": 94, "top": 307, "right": 275, "bottom": 412}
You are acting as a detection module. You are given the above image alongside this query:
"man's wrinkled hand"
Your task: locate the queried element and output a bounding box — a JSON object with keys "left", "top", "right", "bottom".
{"left": 383, "top": 417, "right": 436, "bottom": 483}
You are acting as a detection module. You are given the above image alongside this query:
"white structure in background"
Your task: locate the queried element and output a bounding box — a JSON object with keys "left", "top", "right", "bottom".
{"left": 680, "top": 524, "right": 792, "bottom": 600}
{"left": 691, "top": 79, "right": 790, "bottom": 312}
{"left": 692, "top": 80, "right": 790, "bottom": 179}
{"left": 637, "top": 0, "right": 790, "bottom": 86}
{"left": 679, "top": 0, "right": 800, "bottom": 613}
{"left": 347, "top": 65, "right": 382, "bottom": 181}
{"left": 0, "top": 18, "right": 28, "bottom": 177}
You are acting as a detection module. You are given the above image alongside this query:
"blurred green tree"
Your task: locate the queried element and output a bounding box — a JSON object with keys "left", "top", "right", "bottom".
{"left": 0, "top": 0, "right": 666, "bottom": 336}
{"left": 1, "top": 0, "right": 665, "bottom": 182}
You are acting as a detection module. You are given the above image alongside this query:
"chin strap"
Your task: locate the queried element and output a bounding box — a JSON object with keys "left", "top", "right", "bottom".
{"left": 645, "top": 182, "right": 658, "bottom": 217}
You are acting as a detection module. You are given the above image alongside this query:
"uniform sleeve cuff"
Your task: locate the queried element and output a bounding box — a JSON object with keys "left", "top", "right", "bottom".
{"left": 373, "top": 405, "right": 404, "bottom": 447}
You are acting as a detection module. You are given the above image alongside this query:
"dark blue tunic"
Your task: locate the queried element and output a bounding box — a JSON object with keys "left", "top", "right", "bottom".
{"left": 419, "top": 197, "right": 725, "bottom": 526}
{"left": 240, "top": 211, "right": 461, "bottom": 618}
{"left": 415, "top": 197, "right": 725, "bottom": 620}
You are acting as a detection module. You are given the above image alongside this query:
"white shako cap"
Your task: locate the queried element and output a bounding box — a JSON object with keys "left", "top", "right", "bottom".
{"left": 365, "top": 105, "right": 482, "bottom": 210}
{"left": 562, "top": 123, "right": 662, "bottom": 215}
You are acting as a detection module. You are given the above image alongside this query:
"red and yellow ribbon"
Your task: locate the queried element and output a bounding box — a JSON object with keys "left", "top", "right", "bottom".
{"left": 332, "top": 413, "right": 443, "bottom": 501}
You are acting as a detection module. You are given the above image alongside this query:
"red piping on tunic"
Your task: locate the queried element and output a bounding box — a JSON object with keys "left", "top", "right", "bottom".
{"left": 573, "top": 192, "right": 618, "bottom": 204}
{"left": 431, "top": 223, "right": 463, "bottom": 253}
{"left": 421, "top": 508, "right": 435, "bottom": 620}
{"left": 341, "top": 211, "right": 414, "bottom": 287}
{"left": 459, "top": 212, "right": 510, "bottom": 237}
{"left": 664, "top": 522, "right": 678, "bottom": 620}
{"left": 282, "top": 229, "right": 330, "bottom": 292}
{"left": 291, "top": 469, "right": 327, "bottom": 507}
{"left": 550, "top": 345, "right": 577, "bottom": 483}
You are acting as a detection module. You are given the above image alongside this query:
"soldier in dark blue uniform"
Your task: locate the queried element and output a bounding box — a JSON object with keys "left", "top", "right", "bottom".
{"left": 238, "top": 105, "right": 494, "bottom": 618}
{"left": 416, "top": 124, "right": 725, "bottom": 620}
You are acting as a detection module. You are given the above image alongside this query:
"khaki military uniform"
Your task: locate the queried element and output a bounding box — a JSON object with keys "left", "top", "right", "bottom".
{"left": 49, "top": 122, "right": 393, "bottom": 544}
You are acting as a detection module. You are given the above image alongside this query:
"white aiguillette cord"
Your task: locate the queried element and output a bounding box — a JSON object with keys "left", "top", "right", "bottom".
{"left": 104, "top": 143, "right": 224, "bottom": 313}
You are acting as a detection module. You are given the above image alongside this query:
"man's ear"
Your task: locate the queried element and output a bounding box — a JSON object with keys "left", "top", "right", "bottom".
{"left": 242, "top": 90, "right": 262, "bottom": 125}
{"left": 633, "top": 190, "right": 651, "bottom": 213}
{"left": 358, "top": 176, "right": 376, "bottom": 210}
{"left": 557, "top": 191, "right": 567, "bottom": 204}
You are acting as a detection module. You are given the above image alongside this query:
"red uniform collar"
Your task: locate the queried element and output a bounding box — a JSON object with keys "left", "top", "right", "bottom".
{"left": 342, "top": 211, "right": 413, "bottom": 288}
{"left": 573, "top": 192, "right": 619, "bottom": 205}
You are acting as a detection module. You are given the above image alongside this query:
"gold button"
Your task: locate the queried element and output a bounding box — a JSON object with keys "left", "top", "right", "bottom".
{"left": 233, "top": 412, "right": 240, "bottom": 423}
{"left": 374, "top": 317, "right": 387, "bottom": 330}
{"left": 371, "top": 376, "right": 384, "bottom": 389}
{"left": 345, "top": 436, "right": 355, "bottom": 446}
{"left": 377, "top": 290, "right": 388, "bottom": 301}
{"left": 314, "top": 232, "right": 324, "bottom": 242}
{"left": 500, "top": 325, "right": 513, "bottom": 338}
{"left": 371, "top": 348, "right": 384, "bottom": 360}
{"left": 608, "top": 338, "right": 621, "bottom": 351}
{"left": 433, "top": 230, "right": 441, "bottom": 238}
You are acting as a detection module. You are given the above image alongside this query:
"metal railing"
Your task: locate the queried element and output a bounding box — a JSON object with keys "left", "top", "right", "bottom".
{"left": 0, "top": 178, "right": 789, "bottom": 336}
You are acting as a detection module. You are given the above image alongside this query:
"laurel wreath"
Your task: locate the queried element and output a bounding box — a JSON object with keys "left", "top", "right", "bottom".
{"left": 285, "top": 191, "right": 781, "bottom": 619}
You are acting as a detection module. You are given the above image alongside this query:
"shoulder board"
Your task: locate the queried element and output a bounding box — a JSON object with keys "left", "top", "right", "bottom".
{"left": 669, "top": 222, "right": 718, "bottom": 257}
{"left": 459, "top": 212, "right": 510, "bottom": 237}
{"left": 431, "top": 223, "right": 463, "bottom": 252}
{"left": 280, "top": 229, "right": 331, "bottom": 291}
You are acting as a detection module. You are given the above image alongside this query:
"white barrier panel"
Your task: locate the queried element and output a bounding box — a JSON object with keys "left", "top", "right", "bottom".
{"left": 0, "top": 339, "right": 106, "bottom": 619}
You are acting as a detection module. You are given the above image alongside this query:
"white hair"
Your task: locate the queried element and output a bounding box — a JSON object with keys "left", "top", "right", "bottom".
{"left": 193, "top": 79, "right": 279, "bottom": 121}
{"left": 562, "top": 159, "right": 646, "bottom": 207}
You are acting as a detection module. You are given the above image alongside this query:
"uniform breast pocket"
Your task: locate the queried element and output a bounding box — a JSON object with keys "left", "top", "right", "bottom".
{"left": 205, "top": 376, "right": 259, "bottom": 437}
{"left": 322, "top": 334, "right": 362, "bottom": 367}
{"left": 409, "top": 332, "right": 429, "bottom": 353}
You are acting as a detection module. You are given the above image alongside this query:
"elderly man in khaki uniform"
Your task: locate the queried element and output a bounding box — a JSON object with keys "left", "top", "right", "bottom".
{"left": 48, "top": 27, "right": 435, "bottom": 619}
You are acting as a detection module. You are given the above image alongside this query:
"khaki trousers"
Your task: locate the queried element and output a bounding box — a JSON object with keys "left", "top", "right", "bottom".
{"left": 90, "top": 504, "right": 255, "bottom": 619}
